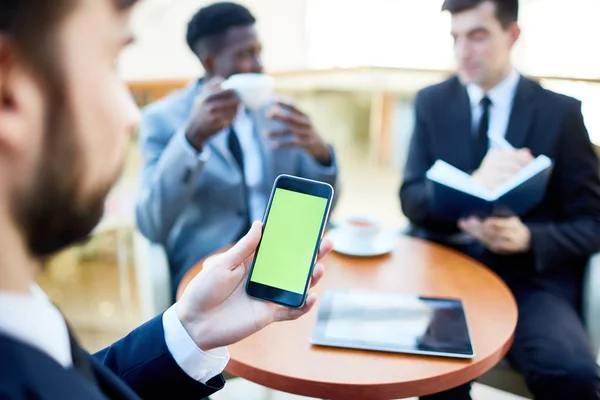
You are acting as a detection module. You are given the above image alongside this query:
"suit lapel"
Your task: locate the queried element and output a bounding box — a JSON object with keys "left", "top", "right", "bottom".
{"left": 209, "top": 128, "right": 237, "bottom": 167}
{"left": 505, "top": 76, "right": 536, "bottom": 149}
{"left": 445, "top": 78, "right": 475, "bottom": 171}
{"left": 0, "top": 333, "right": 117, "bottom": 399}
{"left": 180, "top": 78, "right": 202, "bottom": 120}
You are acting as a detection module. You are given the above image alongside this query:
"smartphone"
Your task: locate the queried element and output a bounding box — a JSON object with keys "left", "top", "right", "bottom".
{"left": 246, "top": 174, "right": 334, "bottom": 308}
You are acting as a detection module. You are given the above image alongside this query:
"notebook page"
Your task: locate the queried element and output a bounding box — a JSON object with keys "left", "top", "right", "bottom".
{"left": 426, "top": 160, "right": 493, "bottom": 200}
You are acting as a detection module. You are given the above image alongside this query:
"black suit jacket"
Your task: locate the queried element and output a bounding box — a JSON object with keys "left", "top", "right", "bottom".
{"left": 0, "top": 314, "right": 224, "bottom": 399}
{"left": 400, "top": 76, "right": 600, "bottom": 299}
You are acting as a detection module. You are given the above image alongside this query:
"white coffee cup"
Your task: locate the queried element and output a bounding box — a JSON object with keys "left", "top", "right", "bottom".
{"left": 221, "top": 73, "right": 274, "bottom": 109}
{"left": 339, "top": 215, "right": 381, "bottom": 249}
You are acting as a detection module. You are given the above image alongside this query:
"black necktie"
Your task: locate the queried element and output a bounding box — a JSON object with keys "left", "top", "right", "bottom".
{"left": 228, "top": 127, "right": 245, "bottom": 175}
{"left": 65, "top": 320, "right": 98, "bottom": 386}
{"left": 227, "top": 127, "right": 252, "bottom": 238}
{"left": 474, "top": 96, "right": 492, "bottom": 168}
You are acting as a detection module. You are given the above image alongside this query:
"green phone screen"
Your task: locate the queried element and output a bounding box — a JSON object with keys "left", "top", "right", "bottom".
{"left": 250, "top": 188, "right": 328, "bottom": 294}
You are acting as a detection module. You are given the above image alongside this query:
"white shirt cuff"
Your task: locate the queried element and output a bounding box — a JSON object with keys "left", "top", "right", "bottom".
{"left": 162, "top": 304, "right": 229, "bottom": 384}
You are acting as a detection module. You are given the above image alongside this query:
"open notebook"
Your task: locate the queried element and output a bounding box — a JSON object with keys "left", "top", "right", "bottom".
{"left": 425, "top": 155, "right": 553, "bottom": 219}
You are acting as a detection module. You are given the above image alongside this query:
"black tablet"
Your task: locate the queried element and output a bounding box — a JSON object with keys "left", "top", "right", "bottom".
{"left": 311, "top": 290, "right": 475, "bottom": 359}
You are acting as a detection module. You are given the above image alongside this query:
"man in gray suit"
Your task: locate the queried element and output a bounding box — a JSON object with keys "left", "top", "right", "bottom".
{"left": 136, "top": 2, "right": 339, "bottom": 293}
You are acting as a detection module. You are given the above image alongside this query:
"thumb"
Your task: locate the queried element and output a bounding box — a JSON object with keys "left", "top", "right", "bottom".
{"left": 207, "top": 75, "right": 225, "bottom": 87}
{"left": 199, "top": 76, "right": 225, "bottom": 97}
{"left": 273, "top": 93, "right": 295, "bottom": 107}
{"left": 220, "top": 221, "right": 263, "bottom": 270}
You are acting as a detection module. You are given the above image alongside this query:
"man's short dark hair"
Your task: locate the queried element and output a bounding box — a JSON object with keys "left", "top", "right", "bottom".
{"left": 442, "top": 0, "right": 519, "bottom": 27}
{"left": 1, "top": 0, "right": 138, "bottom": 77}
{"left": 0, "top": 0, "right": 75, "bottom": 102}
{"left": 186, "top": 2, "right": 256, "bottom": 57}
{"left": 0, "top": 0, "right": 18, "bottom": 32}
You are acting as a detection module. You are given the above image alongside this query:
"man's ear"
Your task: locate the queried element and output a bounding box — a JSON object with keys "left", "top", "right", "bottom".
{"left": 200, "top": 54, "right": 215, "bottom": 75}
{"left": 507, "top": 22, "right": 521, "bottom": 47}
{"left": 0, "top": 35, "right": 42, "bottom": 156}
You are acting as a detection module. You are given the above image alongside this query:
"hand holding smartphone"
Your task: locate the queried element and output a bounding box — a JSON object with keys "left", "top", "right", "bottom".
{"left": 246, "top": 174, "right": 334, "bottom": 308}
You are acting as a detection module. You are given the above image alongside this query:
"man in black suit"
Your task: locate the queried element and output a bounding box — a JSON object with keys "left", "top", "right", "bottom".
{"left": 0, "top": 1, "right": 331, "bottom": 399}
{"left": 400, "top": 1, "right": 600, "bottom": 399}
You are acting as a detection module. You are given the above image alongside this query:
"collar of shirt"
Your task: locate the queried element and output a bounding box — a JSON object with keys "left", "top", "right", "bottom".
{"left": 0, "top": 284, "right": 72, "bottom": 368}
{"left": 466, "top": 67, "right": 521, "bottom": 109}
{"left": 233, "top": 106, "right": 252, "bottom": 131}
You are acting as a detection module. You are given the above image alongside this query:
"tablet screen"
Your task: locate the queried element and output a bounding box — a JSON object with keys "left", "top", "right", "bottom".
{"left": 311, "top": 290, "right": 474, "bottom": 358}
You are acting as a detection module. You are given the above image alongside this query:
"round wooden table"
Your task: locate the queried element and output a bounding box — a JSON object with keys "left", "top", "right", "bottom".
{"left": 177, "top": 236, "right": 517, "bottom": 399}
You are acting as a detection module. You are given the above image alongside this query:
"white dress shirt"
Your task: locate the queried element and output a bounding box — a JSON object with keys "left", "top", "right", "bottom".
{"left": 444, "top": 68, "right": 521, "bottom": 246}
{"left": 466, "top": 68, "right": 521, "bottom": 145}
{"left": 191, "top": 107, "right": 267, "bottom": 222}
{"left": 0, "top": 285, "right": 229, "bottom": 385}
{"left": 233, "top": 107, "right": 268, "bottom": 223}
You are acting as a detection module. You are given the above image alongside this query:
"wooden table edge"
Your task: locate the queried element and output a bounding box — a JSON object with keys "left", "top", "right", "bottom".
{"left": 225, "top": 331, "right": 515, "bottom": 399}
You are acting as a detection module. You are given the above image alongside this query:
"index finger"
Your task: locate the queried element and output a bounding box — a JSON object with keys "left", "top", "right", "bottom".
{"left": 206, "top": 75, "right": 225, "bottom": 88}
{"left": 460, "top": 216, "right": 482, "bottom": 230}
{"left": 484, "top": 217, "right": 508, "bottom": 229}
{"left": 196, "top": 77, "right": 225, "bottom": 99}
{"left": 515, "top": 149, "right": 534, "bottom": 165}
{"left": 273, "top": 100, "right": 306, "bottom": 117}
{"left": 317, "top": 238, "right": 333, "bottom": 261}
{"left": 483, "top": 217, "right": 519, "bottom": 235}
{"left": 205, "top": 88, "right": 238, "bottom": 102}
{"left": 220, "top": 221, "right": 263, "bottom": 269}
{"left": 267, "top": 107, "right": 310, "bottom": 128}
{"left": 309, "top": 263, "right": 325, "bottom": 289}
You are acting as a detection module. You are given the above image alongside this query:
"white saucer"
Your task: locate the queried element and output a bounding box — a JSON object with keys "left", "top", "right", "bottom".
{"left": 326, "top": 228, "right": 397, "bottom": 257}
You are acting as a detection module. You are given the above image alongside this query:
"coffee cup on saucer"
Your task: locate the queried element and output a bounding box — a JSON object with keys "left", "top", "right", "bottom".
{"left": 221, "top": 73, "right": 274, "bottom": 109}
{"left": 338, "top": 215, "right": 382, "bottom": 250}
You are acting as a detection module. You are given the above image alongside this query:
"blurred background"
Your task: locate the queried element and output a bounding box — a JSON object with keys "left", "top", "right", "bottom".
{"left": 38, "top": 0, "right": 600, "bottom": 398}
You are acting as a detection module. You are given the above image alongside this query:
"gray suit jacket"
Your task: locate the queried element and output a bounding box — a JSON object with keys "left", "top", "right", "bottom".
{"left": 136, "top": 79, "right": 339, "bottom": 292}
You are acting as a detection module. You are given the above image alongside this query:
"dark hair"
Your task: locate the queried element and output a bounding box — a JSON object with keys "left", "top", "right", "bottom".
{"left": 0, "top": 0, "right": 18, "bottom": 31}
{"left": 1, "top": 0, "right": 138, "bottom": 75}
{"left": 186, "top": 2, "right": 256, "bottom": 57}
{"left": 442, "top": 0, "right": 519, "bottom": 27}
{"left": 1, "top": 0, "right": 72, "bottom": 65}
